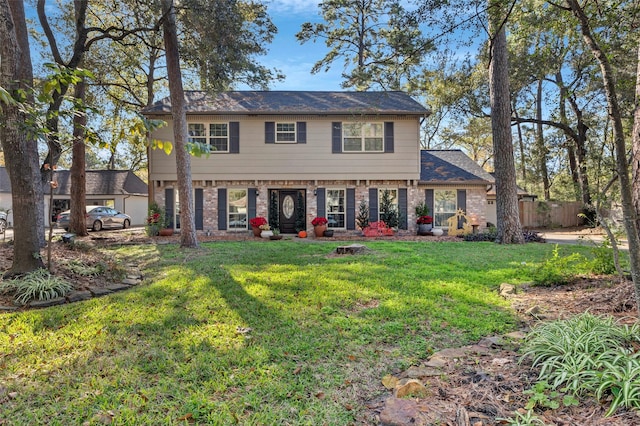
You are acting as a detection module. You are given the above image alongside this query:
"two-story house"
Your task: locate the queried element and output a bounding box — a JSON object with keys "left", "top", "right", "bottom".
{"left": 142, "top": 91, "right": 493, "bottom": 235}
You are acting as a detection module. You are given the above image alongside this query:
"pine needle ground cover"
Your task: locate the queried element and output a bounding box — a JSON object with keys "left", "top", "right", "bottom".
{"left": 0, "top": 241, "right": 594, "bottom": 425}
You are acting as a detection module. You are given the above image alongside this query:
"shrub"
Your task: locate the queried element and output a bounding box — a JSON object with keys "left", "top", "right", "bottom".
{"left": 463, "top": 227, "right": 497, "bottom": 241}
{"left": 356, "top": 199, "right": 369, "bottom": 230}
{"left": 531, "top": 245, "right": 585, "bottom": 286}
{"left": 522, "top": 313, "right": 640, "bottom": 417}
{"left": 523, "top": 230, "right": 545, "bottom": 243}
{"left": 0, "top": 268, "right": 73, "bottom": 304}
{"left": 589, "top": 237, "right": 617, "bottom": 275}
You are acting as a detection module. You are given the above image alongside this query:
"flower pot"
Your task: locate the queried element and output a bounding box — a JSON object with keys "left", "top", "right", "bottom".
{"left": 261, "top": 230, "right": 273, "bottom": 239}
{"left": 159, "top": 228, "right": 174, "bottom": 236}
{"left": 314, "top": 225, "right": 327, "bottom": 238}
{"left": 270, "top": 235, "right": 283, "bottom": 240}
{"left": 431, "top": 228, "right": 444, "bottom": 236}
{"left": 417, "top": 224, "right": 432, "bottom": 235}
{"left": 252, "top": 226, "right": 262, "bottom": 237}
{"left": 323, "top": 229, "right": 334, "bottom": 237}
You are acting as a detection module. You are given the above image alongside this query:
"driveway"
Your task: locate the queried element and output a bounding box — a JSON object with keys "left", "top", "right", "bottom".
{"left": 538, "top": 228, "right": 628, "bottom": 250}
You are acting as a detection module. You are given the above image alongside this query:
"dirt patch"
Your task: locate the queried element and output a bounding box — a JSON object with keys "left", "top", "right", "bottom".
{"left": 363, "top": 277, "right": 639, "bottom": 425}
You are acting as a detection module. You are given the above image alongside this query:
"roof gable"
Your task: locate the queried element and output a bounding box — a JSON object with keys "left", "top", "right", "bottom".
{"left": 142, "top": 90, "right": 430, "bottom": 116}
{"left": 420, "top": 150, "right": 494, "bottom": 184}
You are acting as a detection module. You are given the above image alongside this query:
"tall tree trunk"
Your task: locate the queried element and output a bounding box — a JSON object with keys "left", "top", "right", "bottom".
{"left": 488, "top": 7, "right": 524, "bottom": 244}
{"left": 556, "top": 71, "right": 581, "bottom": 202}
{"left": 161, "top": 0, "right": 198, "bottom": 248}
{"left": 535, "top": 79, "right": 551, "bottom": 200}
{"left": 632, "top": 43, "right": 640, "bottom": 241}
{"left": 70, "top": 79, "right": 88, "bottom": 236}
{"left": 0, "top": 0, "right": 45, "bottom": 274}
{"left": 568, "top": 0, "right": 640, "bottom": 312}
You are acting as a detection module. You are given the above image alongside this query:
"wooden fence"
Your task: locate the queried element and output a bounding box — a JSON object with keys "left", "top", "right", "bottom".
{"left": 519, "top": 200, "right": 584, "bottom": 228}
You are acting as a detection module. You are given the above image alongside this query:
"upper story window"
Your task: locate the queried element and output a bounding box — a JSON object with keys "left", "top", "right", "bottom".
{"left": 343, "top": 122, "right": 383, "bottom": 152}
{"left": 188, "top": 123, "right": 229, "bottom": 152}
{"left": 276, "top": 123, "right": 296, "bottom": 143}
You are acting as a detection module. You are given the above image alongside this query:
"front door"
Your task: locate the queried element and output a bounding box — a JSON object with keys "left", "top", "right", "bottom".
{"left": 278, "top": 190, "right": 303, "bottom": 234}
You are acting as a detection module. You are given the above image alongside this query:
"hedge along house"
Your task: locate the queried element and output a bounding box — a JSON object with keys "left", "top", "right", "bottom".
{"left": 142, "top": 91, "right": 492, "bottom": 235}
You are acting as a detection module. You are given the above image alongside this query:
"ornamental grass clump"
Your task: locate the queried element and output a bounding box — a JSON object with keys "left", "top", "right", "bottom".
{"left": 521, "top": 313, "right": 640, "bottom": 417}
{"left": 0, "top": 268, "right": 73, "bottom": 305}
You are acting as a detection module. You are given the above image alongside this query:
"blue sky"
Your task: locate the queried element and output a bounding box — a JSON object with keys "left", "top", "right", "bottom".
{"left": 256, "top": 0, "right": 344, "bottom": 91}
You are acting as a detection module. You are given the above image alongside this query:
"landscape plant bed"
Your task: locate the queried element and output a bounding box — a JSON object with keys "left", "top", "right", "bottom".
{"left": 0, "top": 236, "right": 636, "bottom": 425}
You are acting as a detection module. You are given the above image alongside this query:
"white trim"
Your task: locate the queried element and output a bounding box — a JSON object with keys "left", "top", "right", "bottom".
{"left": 275, "top": 122, "right": 297, "bottom": 144}
{"left": 326, "top": 188, "right": 346, "bottom": 229}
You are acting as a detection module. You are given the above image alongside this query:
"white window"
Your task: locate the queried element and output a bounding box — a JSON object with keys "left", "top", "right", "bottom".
{"left": 228, "top": 189, "right": 248, "bottom": 231}
{"left": 326, "top": 189, "right": 345, "bottom": 229}
{"left": 188, "top": 123, "right": 228, "bottom": 152}
{"left": 434, "top": 190, "right": 457, "bottom": 228}
{"left": 276, "top": 123, "right": 296, "bottom": 143}
{"left": 343, "top": 122, "right": 383, "bottom": 152}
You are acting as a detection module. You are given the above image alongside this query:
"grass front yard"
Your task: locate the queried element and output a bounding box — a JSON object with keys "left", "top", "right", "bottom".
{"left": 0, "top": 240, "right": 598, "bottom": 425}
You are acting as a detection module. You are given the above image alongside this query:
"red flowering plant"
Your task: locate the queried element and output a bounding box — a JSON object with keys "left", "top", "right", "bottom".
{"left": 416, "top": 215, "right": 433, "bottom": 225}
{"left": 311, "top": 217, "right": 328, "bottom": 226}
{"left": 145, "top": 202, "right": 167, "bottom": 236}
{"left": 249, "top": 216, "right": 268, "bottom": 228}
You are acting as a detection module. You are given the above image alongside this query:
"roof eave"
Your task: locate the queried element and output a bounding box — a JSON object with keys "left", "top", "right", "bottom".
{"left": 418, "top": 179, "right": 494, "bottom": 185}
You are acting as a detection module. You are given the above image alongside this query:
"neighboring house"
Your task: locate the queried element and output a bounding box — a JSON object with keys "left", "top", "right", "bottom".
{"left": 142, "top": 91, "right": 494, "bottom": 235}
{"left": 0, "top": 168, "right": 148, "bottom": 227}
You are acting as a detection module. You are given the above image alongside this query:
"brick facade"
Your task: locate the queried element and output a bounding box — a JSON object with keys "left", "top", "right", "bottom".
{"left": 154, "top": 180, "right": 489, "bottom": 237}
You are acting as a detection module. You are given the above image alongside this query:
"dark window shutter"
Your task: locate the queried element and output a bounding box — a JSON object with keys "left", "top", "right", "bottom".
{"left": 384, "top": 122, "right": 394, "bottom": 153}
{"left": 346, "top": 188, "right": 356, "bottom": 230}
{"left": 316, "top": 188, "right": 326, "bottom": 217}
{"left": 369, "top": 188, "right": 378, "bottom": 222}
{"left": 165, "top": 188, "right": 174, "bottom": 228}
{"left": 195, "top": 188, "right": 203, "bottom": 230}
{"left": 332, "top": 122, "right": 342, "bottom": 153}
{"left": 398, "top": 188, "right": 408, "bottom": 230}
{"left": 265, "top": 122, "right": 275, "bottom": 144}
{"left": 248, "top": 188, "right": 257, "bottom": 228}
{"left": 218, "top": 188, "right": 227, "bottom": 230}
{"left": 297, "top": 122, "right": 306, "bottom": 144}
{"left": 457, "top": 189, "right": 466, "bottom": 213}
{"left": 229, "top": 122, "right": 239, "bottom": 153}
{"left": 426, "top": 189, "right": 434, "bottom": 219}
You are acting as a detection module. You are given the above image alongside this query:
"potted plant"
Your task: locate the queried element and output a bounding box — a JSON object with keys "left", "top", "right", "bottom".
{"left": 417, "top": 215, "right": 433, "bottom": 235}
{"left": 415, "top": 201, "right": 431, "bottom": 235}
{"left": 311, "top": 216, "right": 328, "bottom": 237}
{"left": 259, "top": 223, "right": 273, "bottom": 239}
{"left": 270, "top": 228, "right": 283, "bottom": 240}
{"left": 249, "top": 216, "right": 267, "bottom": 237}
{"left": 146, "top": 202, "right": 169, "bottom": 236}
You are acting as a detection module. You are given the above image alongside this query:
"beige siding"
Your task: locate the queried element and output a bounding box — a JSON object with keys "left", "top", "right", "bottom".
{"left": 150, "top": 115, "right": 421, "bottom": 181}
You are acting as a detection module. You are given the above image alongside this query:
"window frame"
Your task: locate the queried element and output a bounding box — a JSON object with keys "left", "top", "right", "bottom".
{"left": 434, "top": 189, "right": 457, "bottom": 228}
{"left": 342, "top": 122, "right": 384, "bottom": 152}
{"left": 227, "top": 188, "right": 248, "bottom": 231}
{"left": 326, "top": 188, "right": 346, "bottom": 229}
{"left": 188, "top": 122, "right": 229, "bottom": 153}
{"left": 275, "top": 122, "right": 297, "bottom": 143}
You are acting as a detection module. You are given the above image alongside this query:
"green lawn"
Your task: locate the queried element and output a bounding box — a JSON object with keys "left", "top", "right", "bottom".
{"left": 0, "top": 240, "right": 595, "bottom": 425}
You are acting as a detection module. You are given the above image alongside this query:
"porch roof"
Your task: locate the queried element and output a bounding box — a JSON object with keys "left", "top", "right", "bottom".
{"left": 419, "top": 150, "right": 494, "bottom": 185}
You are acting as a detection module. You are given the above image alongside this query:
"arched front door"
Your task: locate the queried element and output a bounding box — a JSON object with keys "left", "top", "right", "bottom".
{"left": 277, "top": 190, "right": 304, "bottom": 234}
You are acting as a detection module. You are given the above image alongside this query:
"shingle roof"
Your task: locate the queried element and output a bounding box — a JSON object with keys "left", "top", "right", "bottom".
{"left": 142, "top": 90, "right": 430, "bottom": 116}
{"left": 0, "top": 168, "right": 148, "bottom": 195}
{"left": 420, "top": 150, "right": 494, "bottom": 184}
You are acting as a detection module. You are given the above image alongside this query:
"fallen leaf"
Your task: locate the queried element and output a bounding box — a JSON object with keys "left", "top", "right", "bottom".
{"left": 178, "top": 413, "right": 193, "bottom": 421}
{"left": 293, "top": 366, "right": 302, "bottom": 375}
{"left": 315, "top": 391, "right": 325, "bottom": 399}
{"left": 381, "top": 374, "right": 398, "bottom": 390}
